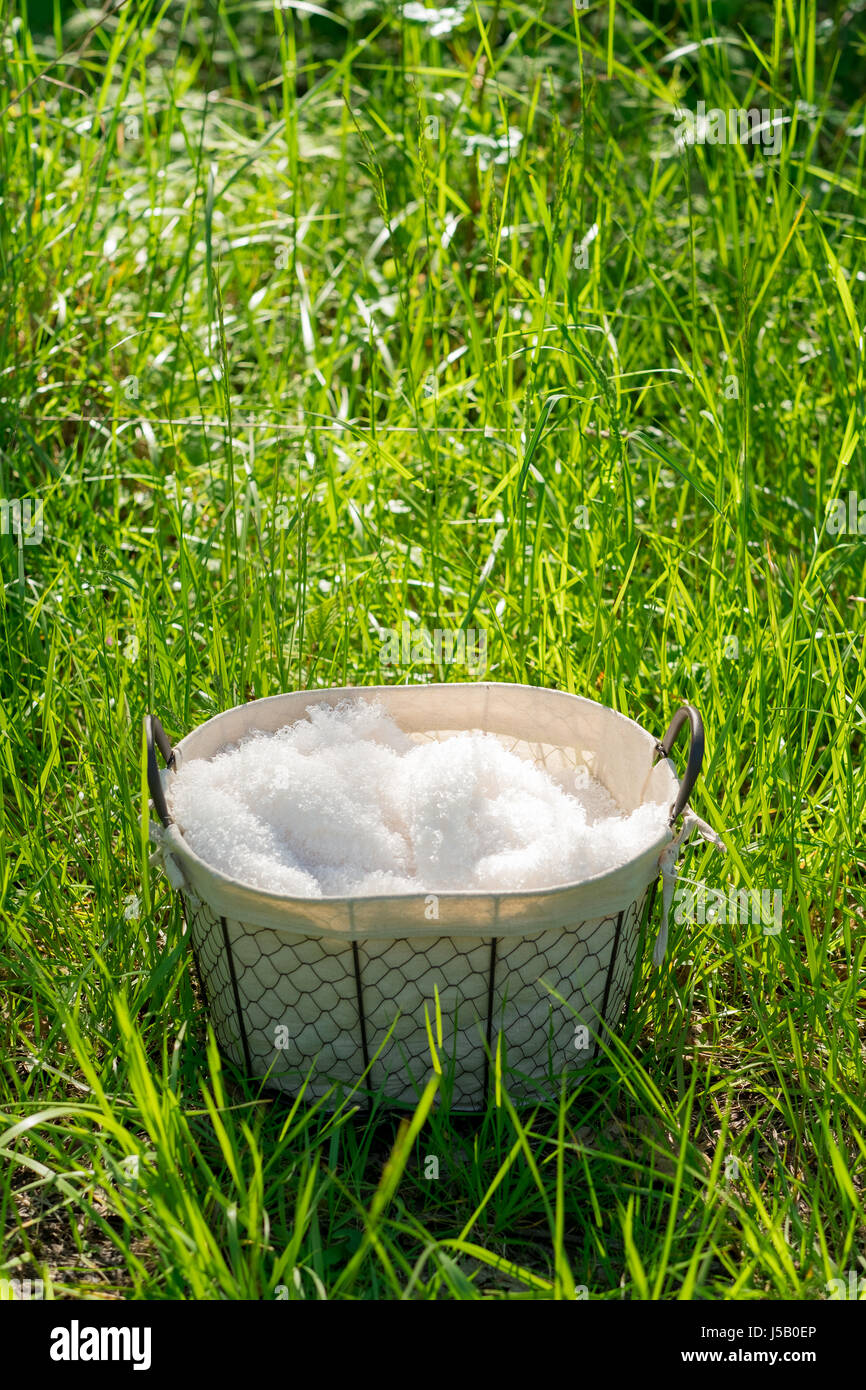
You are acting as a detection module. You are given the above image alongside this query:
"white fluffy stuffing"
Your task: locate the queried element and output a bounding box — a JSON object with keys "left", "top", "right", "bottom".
{"left": 167, "top": 698, "right": 668, "bottom": 897}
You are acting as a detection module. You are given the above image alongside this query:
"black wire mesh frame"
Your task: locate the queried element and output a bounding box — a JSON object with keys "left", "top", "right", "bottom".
{"left": 170, "top": 878, "right": 671, "bottom": 1104}
{"left": 591, "top": 908, "right": 626, "bottom": 1061}
{"left": 190, "top": 900, "right": 651, "bottom": 1101}
{"left": 479, "top": 906, "right": 629, "bottom": 1088}
{"left": 351, "top": 940, "right": 371, "bottom": 1075}
{"left": 220, "top": 914, "right": 253, "bottom": 1076}
{"left": 482, "top": 936, "right": 498, "bottom": 1102}
{"left": 180, "top": 897, "right": 208, "bottom": 1008}
{"left": 628, "top": 878, "right": 658, "bottom": 1020}
{"left": 347, "top": 933, "right": 500, "bottom": 1104}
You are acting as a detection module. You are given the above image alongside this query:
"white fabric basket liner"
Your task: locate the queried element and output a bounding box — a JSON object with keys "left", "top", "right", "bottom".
{"left": 154, "top": 683, "right": 685, "bottom": 1108}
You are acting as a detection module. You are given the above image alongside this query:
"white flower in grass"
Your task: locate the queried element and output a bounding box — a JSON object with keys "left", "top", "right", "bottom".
{"left": 462, "top": 126, "right": 524, "bottom": 169}
{"left": 120, "top": 1154, "right": 140, "bottom": 1182}
{"left": 402, "top": 3, "right": 467, "bottom": 38}
{"left": 123, "top": 894, "right": 140, "bottom": 922}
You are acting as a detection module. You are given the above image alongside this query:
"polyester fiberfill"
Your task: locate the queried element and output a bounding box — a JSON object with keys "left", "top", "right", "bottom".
{"left": 167, "top": 698, "right": 669, "bottom": 897}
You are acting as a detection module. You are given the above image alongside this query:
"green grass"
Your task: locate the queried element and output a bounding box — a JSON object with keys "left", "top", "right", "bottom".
{"left": 1, "top": 0, "right": 864, "bottom": 1300}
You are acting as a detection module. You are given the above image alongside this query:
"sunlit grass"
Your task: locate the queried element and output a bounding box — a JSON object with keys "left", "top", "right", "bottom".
{"left": 0, "top": 0, "right": 864, "bottom": 1299}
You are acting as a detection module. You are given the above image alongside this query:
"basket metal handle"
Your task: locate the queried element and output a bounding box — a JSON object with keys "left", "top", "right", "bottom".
{"left": 145, "top": 713, "right": 176, "bottom": 827}
{"left": 655, "top": 703, "right": 704, "bottom": 824}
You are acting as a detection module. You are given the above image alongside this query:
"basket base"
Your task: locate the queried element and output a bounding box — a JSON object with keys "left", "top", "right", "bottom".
{"left": 182, "top": 882, "right": 657, "bottom": 1111}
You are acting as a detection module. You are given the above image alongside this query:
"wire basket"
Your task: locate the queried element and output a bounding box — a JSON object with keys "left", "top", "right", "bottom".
{"left": 145, "top": 683, "right": 704, "bottom": 1110}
